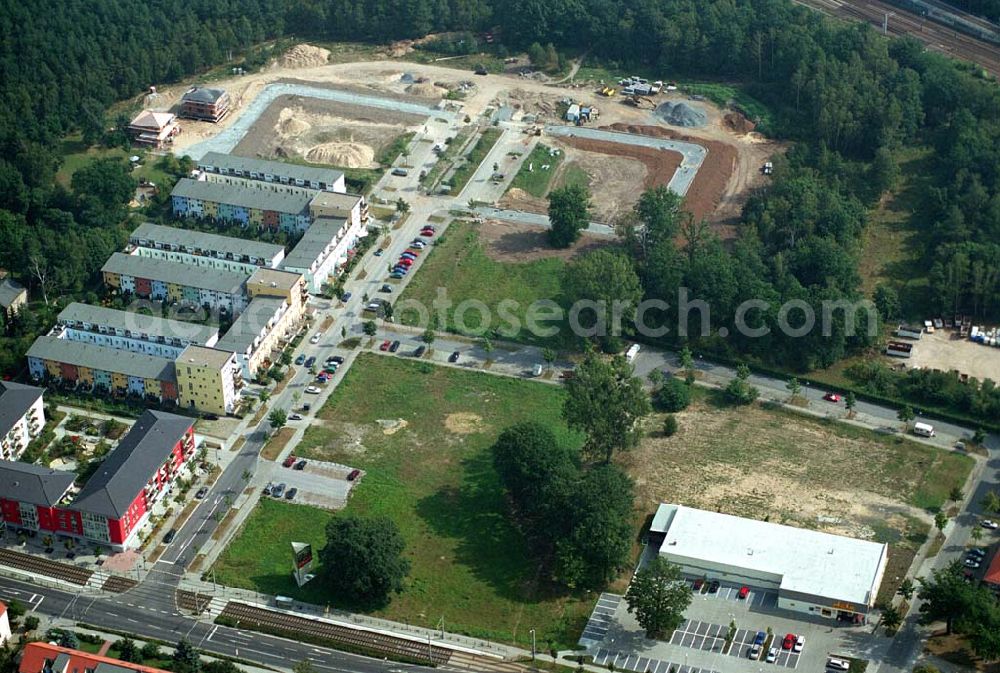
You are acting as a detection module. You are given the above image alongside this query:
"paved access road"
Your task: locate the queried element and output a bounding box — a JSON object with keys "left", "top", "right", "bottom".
{"left": 544, "top": 124, "right": 707, "bottom": 196}
{"left": 0, "top": 575, "right": 435, "bottom": 673}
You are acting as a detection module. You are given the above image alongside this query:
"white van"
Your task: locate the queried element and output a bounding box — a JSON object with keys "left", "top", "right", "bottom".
{"left": 625, "top": 343, "right": 641, "bottom": 362}
{"left": 532, "top": 364, "right": 544, "bottom": 377}
{"left": 913, "top": 422, "right": 935, "bottom": 438}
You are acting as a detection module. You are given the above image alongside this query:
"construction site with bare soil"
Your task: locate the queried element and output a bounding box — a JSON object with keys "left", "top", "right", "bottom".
{"left": 232, "top": 95, "right": 427, "bottom": 168}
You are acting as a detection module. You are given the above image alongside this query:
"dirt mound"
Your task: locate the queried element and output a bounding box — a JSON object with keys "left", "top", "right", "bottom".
{"left": 655, "top": 101, "right": 708, "bottom": 128}
{"left": 276, "top": 109, "right": 311, "bottom": 136}
{"left": 278, "top": 44, "right": 331, "bottom": 69}
{"left": 406, "top": 82, "right": 446, "bottom": 98}
{"left": 724, "top": 111, "right": 756, "bottom": 134}
{"left": 305, "top": 141, "right": 375, "bottom": 168}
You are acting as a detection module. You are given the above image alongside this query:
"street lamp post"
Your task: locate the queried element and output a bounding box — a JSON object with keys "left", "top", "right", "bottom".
{"left": 530, "top": 629, "right": 536, "bottom": 661}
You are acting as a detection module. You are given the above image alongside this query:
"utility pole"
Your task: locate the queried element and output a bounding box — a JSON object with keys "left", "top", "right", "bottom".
{"left": 530, "top": 629, "right": 536, "bottom": 661}
{"left": 883, "top": 12, "right": 895, "bottom": 34}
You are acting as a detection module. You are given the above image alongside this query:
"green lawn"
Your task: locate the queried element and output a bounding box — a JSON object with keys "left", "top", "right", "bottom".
{"left": 397, "top": 220, "right": 568, "bottom": 346}
{"left": 56, "top": 135, "right": 172, "bottom": 188}
{"left": 449, "top": 127, "right": 503, "bottom": 195}
{"left": 507, "top": 144, "right": 564, "bottom": 197}
{"left": 555, "top": 163, "right": 590, "bottom": 192}
{"left": 213, "top": 354, "right": 590, "bottom": 649}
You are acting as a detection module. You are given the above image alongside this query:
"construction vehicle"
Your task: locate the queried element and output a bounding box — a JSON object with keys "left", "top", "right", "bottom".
{"left": 624, "top": 95, "right": 656, "bottom": 109}
{"left": 599, "top": 86, "right": 616, "bottom": 97}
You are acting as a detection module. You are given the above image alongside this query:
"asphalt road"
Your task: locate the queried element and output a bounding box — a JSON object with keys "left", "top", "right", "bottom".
{"left": 0, "top": 575, "right": 434, "bottom": 673}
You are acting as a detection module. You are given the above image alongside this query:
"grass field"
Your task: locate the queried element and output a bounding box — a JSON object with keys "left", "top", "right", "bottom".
{"left": 213, "top": 353, "right": 589, "bottom": 649}
{"left": 507, "top": 143, "right": 564, "bottom": 197}
{"left": 449, "top": 127, "right": 503, "bottom": 194}
{"left": 555, "top": 163, "right": 590, "bottom": 192}
{"left": 397, "top": 220, "right": 567, "bottom": 345}
{"left": 56, "top": 135, "right": 172, "bottom": 188}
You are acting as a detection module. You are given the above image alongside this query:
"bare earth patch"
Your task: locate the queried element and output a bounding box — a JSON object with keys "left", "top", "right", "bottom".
{"left": 444, "top": 412, "right": 486, "bottom": 435}
{"left": 477, "top": 218, "right": 610, "bottom": 263}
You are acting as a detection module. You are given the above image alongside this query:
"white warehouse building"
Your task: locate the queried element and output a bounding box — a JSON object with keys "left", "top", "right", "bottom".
{"left": 650, "top": 504, "right": 888, "bottom": 620}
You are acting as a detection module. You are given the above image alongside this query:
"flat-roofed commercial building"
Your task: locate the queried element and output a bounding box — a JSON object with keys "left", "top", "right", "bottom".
{"left": 175, "top": 345, "right": 242, "bottom": 416}
{"left": 128, "top": 222, "right": 285, "bottom": 273}
{"left": 101, "top": 253, "right": 248, "bottom": 315}
{"left": 649, "top": 504, "right": 888, "bottom": 620}
{"left": 55, "top": 303, "right": 218, "bottom": 360}
{"left": 197, "top": 151, "right": 346, "bottom": 193}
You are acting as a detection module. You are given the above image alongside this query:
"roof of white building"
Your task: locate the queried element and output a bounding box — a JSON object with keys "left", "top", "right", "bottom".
{"left": 651, "top": 504, "right": 887, "bottom": 606}
{"left": 198, "top": 151, "right": 343, "bottom": 186}
{"left": 280, "top": 217, "right": 348, "bottom": 270}
{"left": 0, "top": 381, "right": 43, "bottom": 440}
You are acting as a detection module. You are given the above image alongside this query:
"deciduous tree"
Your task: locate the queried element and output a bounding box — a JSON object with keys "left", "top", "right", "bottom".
{"left": 625, "top": 558, "right": 692, "bottom": 638}
{"left": 319, "top": 515, "right": 410, "bottom": 607}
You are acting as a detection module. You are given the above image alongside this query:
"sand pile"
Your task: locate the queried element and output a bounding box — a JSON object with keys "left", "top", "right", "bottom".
{"left": 406, "top": 82, "right": 446, "bottom": 97}
{"left": 306, "top": 142, "right": 376, "bottom": 168}
{"left": 279, "top": 44, "right": 331, "bottom": 69}
{"left": 656, "top": 101, "right": 708, "bottom": 128}
{"left": 276, "top": 109, "right": 311, "bottom": 136}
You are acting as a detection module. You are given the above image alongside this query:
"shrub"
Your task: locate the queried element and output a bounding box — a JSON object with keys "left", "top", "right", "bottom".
{"left": 655, "top": 378, "right": 691, "bottom": 412}
{"left": 663, "top": 415, "right": 678, "bottom": 437}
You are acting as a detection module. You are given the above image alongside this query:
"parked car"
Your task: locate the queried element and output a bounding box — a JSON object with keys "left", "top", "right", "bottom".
{"left": 738, "top": 585, "right": 750, "bottom": 599}
{"left": 283, "top": 455, "right": 297, "bottom": 467}
{"left": 305, "top": 356, "right": 316, "bottom": 368}
{"left": 448, "top": 351, "right": 460, "bottom": 363}
{"left": 390, "top": 272, "right": 405, "bottom": 279}
{"left": 374, "top": 249, "right": 383, "bottom": 256}
{"left": 289, "top": 413, "right": 303, "bottom": 421}
{"left": 753, "top": 631, "right": 766, "bottom": 646}
{"left": 294, "top": 459, "right": 307, "bottom": 470}
{"left": 272, "top": 483, "right": 286, "bottom": 498}
{"left": 748, "top": 644, "right": 761, "bottom": 660}
{"left": 794, "top": 636, "right": 804, "bottom": 653}
{"left": 347, "top": 468, "right": 361, "bottom": 481}
{"left": 310, "top": 333, "right": 322, "bottom": 344}
{"left": 163, "top": 529, "right": 177, "bottom": 544}
{"left": 324, "top": 365, "right": 338, "bottom": 374}
{"left": 328, "top": 356, "right": 345, "bottom": 364}
{"left": 380, "top": 339, "right": 392, "bottom": 351}
{"left": 708, "top": 579, "right": 720, "bottom": 593}
{"left": 782, "top": 634, "right": 796, "bottom": 650}
{"left": 766, "top": 648, "right": 778, "bottom": 663}
{"left": 420, "top": 229, "right": 435, "bottom": 237}
{"left": 380, "top": 284, "right": 393, "bottom": 293}
{"left": 982, "top": 520, "right": 999, "bottom": 530}
{"left": 692, "top": 578, "right": 704, "bottom": 591}
{"left": 965, "top": 558, "right": 982, "bottom": 568}
{"left": 284, "top": 487, "right": 298, "bottom": 500}
{"left": 316, "top": 373, "right": 328, "bottom": 383}
{"left": 970, "top": 547, "right": 988, "bottom": 557}
{"left": 263, "top": 483, "right": 273, "bottom": 496}
{"left": 389, "top": 340, "right": 401, "bottom": 352}
{"left": 397, "top": 258, "right": 413, "bottom": 267}
{"left": 195, "top": 487, "right": 208, "bottom": 500}
{"left": 404, "top": 247, "right": 421, "bottom": 255}
{"left": 423, "top": 225, "right": 436, "bottom": 233}
{"left": 827, "top": 659, "right": 850, "bottom": 671}
{"left": 823, "top": 393, "right": 841, "bottom": 402}
{"left": 295, "top": 354, "right": 306, "bottom": 365}
{"left": 305, "top": 386, "right": 321, "bottom": 394}
{"left": 341, "top": 292, "right": 352, "bottom": 302}
{"left": 414, "top": 345, "right": 426, "bottom": 357}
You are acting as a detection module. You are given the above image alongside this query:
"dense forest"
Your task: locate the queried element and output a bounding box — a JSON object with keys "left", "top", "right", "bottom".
{"left": 1, "top": 0, "right": 1000, "bottom": 417}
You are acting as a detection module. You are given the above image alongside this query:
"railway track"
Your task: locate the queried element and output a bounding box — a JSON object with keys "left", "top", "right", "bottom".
{"left": 175, "top": 589, "right": 212, "bottom": 615}
{"left": 100, "top": 575, "right": 139, "bottom": 594}
{"left": 795, "top": 0, "right": 1000, "bottom": 76}
{"left": 0, "top": 549, "right": 92, "bottom": 586}
{"left": 218, "top": 602, "right": 453, "bottom": 666}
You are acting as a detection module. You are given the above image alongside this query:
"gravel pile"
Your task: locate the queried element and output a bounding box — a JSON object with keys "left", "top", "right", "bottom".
{"left": 655, "top": 101, "right": 707, "bottom": 128}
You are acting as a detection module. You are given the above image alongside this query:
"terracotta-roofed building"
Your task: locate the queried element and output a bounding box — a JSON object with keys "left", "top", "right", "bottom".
{"left": 18, "top": 642, "right": 172, "bottom": 673}
{"left": 983, "top": 550, "right": 1000, "bottom": 590}
{"left": 128, "top": 110, "right": 179, "bottom": 148}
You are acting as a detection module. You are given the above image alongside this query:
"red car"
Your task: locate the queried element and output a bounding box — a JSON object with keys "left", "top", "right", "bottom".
{"left": 782, "top": 633, "right": 796, "bottom": 650}
{"left": 397, "top": 257, "right": 413, "bottom": 266}
{"left": 404, "top": 248, "right": 421, "bottom": 256}
{"left": 823, "top": 393, "right": 841, "bottom": 403}
{"left": 347, "top": 469, "right": 361, "bottom": 481}
{"left": 738, "top": 585, "right": 750, "bottom": 599}
{"left": 379, "top": 339, "right": 391, "bottom": 351}
{"left": 420, "top": 229, "right": 435, "bottom": 237}
{"left": 282, "top": 455, "right": 296, "bottom": 468}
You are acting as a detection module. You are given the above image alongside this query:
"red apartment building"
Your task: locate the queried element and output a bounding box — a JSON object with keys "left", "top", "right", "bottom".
{"left": 179, "top": 87, "right": 230, "bottom": 123}
{"left": 0, "top": 410, "right": 195, "bottom": 550}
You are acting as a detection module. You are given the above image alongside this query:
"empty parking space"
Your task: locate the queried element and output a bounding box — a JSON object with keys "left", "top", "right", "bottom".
{"left": 726, "top": 628, "right": 800, "bottom": 669}
{"left": 593, "top": 648, "right": 719, "bottom": 673}
{"left": 666, "top": 619, "right": 800, "bottom": 669}
{"left": 579, "top": 593, "right": 621, "bottom": 646}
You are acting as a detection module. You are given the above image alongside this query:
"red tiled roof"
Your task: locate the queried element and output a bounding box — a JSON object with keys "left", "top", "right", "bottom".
{"left": 0, "top": 601, "right": 6, "bottom": 616}
{"left": 984, "top": 551, "right": 1000, "bottom": 586}
{"left": 18, "top": 642, "right": 171, "bottom": 673}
